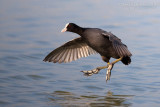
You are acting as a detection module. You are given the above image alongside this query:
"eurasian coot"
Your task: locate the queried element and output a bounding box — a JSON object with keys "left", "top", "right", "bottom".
{"left": 44, "top": 23, "right": 132, "bottom": 80}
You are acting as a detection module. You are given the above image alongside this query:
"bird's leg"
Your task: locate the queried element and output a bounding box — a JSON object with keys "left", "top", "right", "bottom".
{"left": 106, "top": 57, "right": 123, "bottom": 81}
{"left": 81, "top": 57, "right": 123, "bottom": 78}
{"left": 110, "top": 57, "right": 123, "bottom": 65}
{"left": 81, "top": 56, "right": 110, "bottom": 76}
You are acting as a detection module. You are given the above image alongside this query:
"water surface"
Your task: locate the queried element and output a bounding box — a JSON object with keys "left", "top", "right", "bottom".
{"left": 0, "top": 0, "right": 160, "bottom": 107}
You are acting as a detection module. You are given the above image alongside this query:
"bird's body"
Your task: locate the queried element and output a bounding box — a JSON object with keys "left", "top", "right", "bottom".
{"left": 81, "top": 28, "right": 118, "bottom": 58}
{"left": 44, "top": 23, "right": 132, "bottom": 65}
{"left": 81, "top": 28, "right": 131, "bottom": 65}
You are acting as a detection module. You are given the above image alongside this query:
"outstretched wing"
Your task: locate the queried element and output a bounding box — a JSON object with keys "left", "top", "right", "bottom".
{"left": 102, "top": 32, "right": 132, "bottom": 57}
{"left": 43, "top": 37, "right": 97, "bottom": 63}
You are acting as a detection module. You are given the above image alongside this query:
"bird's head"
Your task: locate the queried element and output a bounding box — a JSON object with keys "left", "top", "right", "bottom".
{"left": 61, "top": 23, "right": 79, "bottom": 33}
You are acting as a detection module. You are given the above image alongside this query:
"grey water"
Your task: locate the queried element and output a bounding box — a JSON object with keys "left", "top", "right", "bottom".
{"left": 0, "top": 0, "right": 160, "bottom": 107}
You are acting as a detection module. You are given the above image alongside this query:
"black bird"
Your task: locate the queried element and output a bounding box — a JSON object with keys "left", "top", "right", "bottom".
{"left": 44, "top": 23, "right": 132, "bottom": 80}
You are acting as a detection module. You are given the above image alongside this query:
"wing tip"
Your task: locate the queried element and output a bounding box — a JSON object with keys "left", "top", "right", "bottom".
{"left": 43, "top": 58, "right": 47, "bottom": 62}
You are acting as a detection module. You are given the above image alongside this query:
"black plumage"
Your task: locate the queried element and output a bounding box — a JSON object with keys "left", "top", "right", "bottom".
{"left": 44, "top": 23, "right": 132, "bottom": 65}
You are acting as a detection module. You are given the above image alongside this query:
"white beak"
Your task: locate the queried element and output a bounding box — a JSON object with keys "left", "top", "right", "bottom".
{"left": 61, "top": 28, "right": 67, "bottom": 32}
{"left": 61, "top": 23, "right": 69, "bottom": 32}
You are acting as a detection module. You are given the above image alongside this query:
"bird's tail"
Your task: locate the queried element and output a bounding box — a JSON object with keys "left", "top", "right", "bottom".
{"left": 121, "top": 56, "right": 131, "bottom": 65}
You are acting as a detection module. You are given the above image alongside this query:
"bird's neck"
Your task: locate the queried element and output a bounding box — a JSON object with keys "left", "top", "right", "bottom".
{"left": 72, "top": 26, "right": 85, "bottom": 36}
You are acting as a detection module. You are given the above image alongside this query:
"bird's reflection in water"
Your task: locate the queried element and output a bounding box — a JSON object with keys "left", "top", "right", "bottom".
{"left": 48, "top": 90, "right": 134, "bottom": 107}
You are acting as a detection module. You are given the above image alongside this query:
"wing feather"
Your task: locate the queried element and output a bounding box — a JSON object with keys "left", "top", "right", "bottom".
{"left": 63, "top": 49, "right": 69, "bottom": 63}
{"left": 59, "top": 49, "right": 68, "bottom": 63}
{"left": 51, "top": 49, "right": 63, "bottom": 62}
{"left": 77, "top": 48, "right": 81, "bottom": 59}
{"left": 44, "top": 37, "right": 97, "bottom": 63}
{"left": 102, "top": 32, "right": 132, "bottom": 57}
{"left": 65, "top": 49, "right": 71, "bottom": 63}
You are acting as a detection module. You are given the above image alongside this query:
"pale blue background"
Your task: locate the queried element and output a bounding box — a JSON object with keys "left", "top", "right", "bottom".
{"left": 0, "top": 0, "right": 160, "bottom": 106}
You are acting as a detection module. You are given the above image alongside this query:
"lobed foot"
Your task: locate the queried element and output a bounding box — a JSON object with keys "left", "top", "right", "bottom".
{"left": 81, "top": 63, "right": 114, "bottom": 81}
{"left": 81, "top": 68, "right": 100, "bottom": 76}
